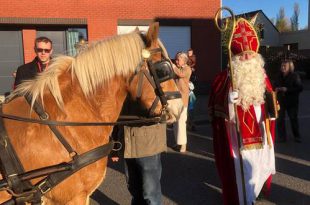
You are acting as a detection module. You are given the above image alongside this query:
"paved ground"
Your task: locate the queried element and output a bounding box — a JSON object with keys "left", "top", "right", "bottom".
{"left": 90, "top": 80, "right": 310, "bottom": 205}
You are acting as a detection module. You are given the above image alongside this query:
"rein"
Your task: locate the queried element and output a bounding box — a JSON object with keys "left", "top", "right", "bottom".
{"left": 0, "top": 112, "right": 162, "bottom": 127}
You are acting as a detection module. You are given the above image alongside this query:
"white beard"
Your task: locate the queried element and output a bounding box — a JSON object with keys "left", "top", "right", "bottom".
{"left": 231, "top": 54, "right": 266, "bottom": 111}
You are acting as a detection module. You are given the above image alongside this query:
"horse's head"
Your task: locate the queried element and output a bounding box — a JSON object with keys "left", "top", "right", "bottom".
{"left": 127, "top": 22, "right": 183, "bottom": 123}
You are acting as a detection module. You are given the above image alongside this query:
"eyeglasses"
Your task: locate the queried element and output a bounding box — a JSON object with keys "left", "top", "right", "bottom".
{"left": 36, "top": 48, "right": 52, "bottom": 53}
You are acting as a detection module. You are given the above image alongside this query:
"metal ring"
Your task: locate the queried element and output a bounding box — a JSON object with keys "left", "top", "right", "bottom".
{"left": 69, "top": 151, "right": 78, "bottom": 158}
{"left": 112, "top": 141, "right": 122, "bottom": 151}
{"left": 0, "top": 139, "right": 8, "bottom": 148}
{"left": 40, "top": 112, "right": 49, "bottom": 120}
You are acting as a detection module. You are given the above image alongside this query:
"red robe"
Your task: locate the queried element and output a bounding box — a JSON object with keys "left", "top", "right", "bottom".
{"left": 208, "top": 70, "right": 276, "bottom": 205}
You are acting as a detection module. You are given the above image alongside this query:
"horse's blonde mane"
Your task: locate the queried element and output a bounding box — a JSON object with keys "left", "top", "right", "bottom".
{"left": 11, "top": 32, "right": 145, "bottom": 108}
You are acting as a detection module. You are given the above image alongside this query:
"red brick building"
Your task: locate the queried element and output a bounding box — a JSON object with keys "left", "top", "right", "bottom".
{"left": 0, "top": 0, "right": 221, "bottom": 95}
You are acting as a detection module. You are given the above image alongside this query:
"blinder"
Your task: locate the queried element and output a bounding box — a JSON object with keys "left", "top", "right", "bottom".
{"left": 134, "top": 46, "right": 182, "bottom": 117}
{"left": 151, "top": 60, "right": 175, "bottom": 83}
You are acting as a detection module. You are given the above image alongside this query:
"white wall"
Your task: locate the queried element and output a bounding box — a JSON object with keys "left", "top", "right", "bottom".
{"left": 0, "top": 95, "right": 4, "bottom": 103}
{"left": 117, "top": 25, "right": 191, "bottom": 58}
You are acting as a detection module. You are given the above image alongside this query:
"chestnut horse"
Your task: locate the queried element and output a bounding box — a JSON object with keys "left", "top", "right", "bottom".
{"left": 0, "top": 23, "right": 183, "bottom": 204}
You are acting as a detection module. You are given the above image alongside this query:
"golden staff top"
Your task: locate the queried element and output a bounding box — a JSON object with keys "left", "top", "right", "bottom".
{"left": 214, "top": 7, "right": 236, "bottom": 90}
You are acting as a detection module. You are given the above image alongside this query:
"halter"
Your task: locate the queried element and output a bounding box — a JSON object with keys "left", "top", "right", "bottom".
{"left": 133, "top": 47, "right": 181, "bottom": 117}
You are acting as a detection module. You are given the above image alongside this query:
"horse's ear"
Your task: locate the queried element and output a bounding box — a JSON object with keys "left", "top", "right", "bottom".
{"left": 146, "top": 22, "right": 159, "bottom": 47}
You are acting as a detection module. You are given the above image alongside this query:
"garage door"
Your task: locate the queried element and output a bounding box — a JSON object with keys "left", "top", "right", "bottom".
{"left": 0, "top": 30, "right": 24, "bottom": 95}
{"left": 117, "top": 26, "right": 191, "bottom": 59}
{"left": 159, "top": 26, "right": 191, "bottom": 59}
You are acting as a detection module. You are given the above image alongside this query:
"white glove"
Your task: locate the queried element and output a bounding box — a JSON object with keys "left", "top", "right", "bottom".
{"left": 229, "top": 91, "right": 239, "bottom": 104}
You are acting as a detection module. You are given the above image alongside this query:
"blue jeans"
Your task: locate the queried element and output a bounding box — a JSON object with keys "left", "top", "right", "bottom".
{"left": 124, "top": 154, "right": 162, "bottom": 205}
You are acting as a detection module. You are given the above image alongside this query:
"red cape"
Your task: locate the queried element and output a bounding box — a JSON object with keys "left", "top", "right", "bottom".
{"left": 208, "top": 70, "right": 275, "bottom": 204}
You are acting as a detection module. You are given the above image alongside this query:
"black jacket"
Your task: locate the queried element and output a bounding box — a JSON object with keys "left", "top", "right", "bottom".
{"left": 275, "top": 72, "right": 303, "bottom": 107}
{"left": 14, "top": 57, "right": 41, "bottom": 87}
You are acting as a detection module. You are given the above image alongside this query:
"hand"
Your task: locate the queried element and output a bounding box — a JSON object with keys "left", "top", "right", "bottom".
{"left": 229, "top": 91, "right": 239, "bottom": 104}
{"left": 111, "top": 157, "right": 119, "bottom": 162}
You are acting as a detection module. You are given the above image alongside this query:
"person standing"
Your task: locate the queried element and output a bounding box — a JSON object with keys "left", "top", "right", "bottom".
{"left": 187, "top": 48, "right": 197, "bottom": 82}
{"left": 208, "top": 18, "right": 276, "bottom": 205}
{"left": 14, "top": 36, "right": 53, "bottom": 87}
{"left": 172, "top": 52, "right": 192, "bottom": 152}
{"left": 111, "top": 98, "right": 167, "bottom": 205}
{"left": 275, "top": 60, "right": 303, "bottom": 143}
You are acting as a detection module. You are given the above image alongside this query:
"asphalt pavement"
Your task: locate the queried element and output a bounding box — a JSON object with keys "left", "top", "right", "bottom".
{"left": 90, "top": 80, "right": 310, "bottom": 205}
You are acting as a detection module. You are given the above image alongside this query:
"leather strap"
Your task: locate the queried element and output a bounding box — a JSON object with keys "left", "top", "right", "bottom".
{"left": 25, "top": 95, "right": 76, "bottom": 156}
{"left": 0, "top": 104, "right": 32, "bottom": 202}
{"left": 30, "top": 141, "right": 114, "bottom": 203}
{"left": 0, "top": 112, "right": 162, "bottom": 127}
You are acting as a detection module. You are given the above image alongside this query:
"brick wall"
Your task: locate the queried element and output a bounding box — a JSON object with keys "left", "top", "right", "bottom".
{"left": 0, "top": 0, "right": 221, "bottom": 85}
{"left": 22, "top": 29, "right": 36, "bottom": 63}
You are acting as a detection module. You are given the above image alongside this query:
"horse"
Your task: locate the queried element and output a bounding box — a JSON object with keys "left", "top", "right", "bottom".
{"left": 0, "top": 22, "right": 183, "bottom": 204}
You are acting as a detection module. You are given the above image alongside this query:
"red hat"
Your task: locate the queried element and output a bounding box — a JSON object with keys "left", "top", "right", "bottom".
{"left": 230, "top": 18, "right": 259, "bottom": 55}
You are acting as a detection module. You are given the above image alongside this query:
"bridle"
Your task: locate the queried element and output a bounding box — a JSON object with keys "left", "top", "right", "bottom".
{"left": 132, "top": 46, "right": 181, "bottom": 117}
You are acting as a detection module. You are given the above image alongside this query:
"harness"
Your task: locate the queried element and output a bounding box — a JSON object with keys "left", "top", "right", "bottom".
{"left": 0, "top": 46, "right": 181, "bottom": 205}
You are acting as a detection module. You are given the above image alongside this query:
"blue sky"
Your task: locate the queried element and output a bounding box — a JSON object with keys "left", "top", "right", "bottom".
{"left": 223, "top": 0, "right": 309, "bottom": 29}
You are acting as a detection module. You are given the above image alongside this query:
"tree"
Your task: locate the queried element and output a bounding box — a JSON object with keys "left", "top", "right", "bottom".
{"left": 290, "top": 3, "right": 300, "bottom": 31}
{"left": 275, "top": 7, "right": 290, "bottom": 32}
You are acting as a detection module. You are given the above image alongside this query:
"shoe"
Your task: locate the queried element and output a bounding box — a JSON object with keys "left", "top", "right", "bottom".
{"left": 180, "top": 144, "right": 186, "bottom": 152}
{"left": 294, "top": 138, "right": 301, "bottom": 143}
{"left": 172, "top": 144, "right": 186, "bottom": 152}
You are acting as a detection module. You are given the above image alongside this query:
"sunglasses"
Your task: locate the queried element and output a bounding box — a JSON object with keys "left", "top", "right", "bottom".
{"left": 36, "top": 48, "right": 52, "bottom": 53}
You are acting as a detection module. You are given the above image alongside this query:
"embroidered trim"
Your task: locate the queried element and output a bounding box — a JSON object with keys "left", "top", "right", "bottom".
{"left": 241, "top": 143, "right": 263, "bottom": 150}
{"left": 242, "top": 110, "right": 255, "bottom": 134}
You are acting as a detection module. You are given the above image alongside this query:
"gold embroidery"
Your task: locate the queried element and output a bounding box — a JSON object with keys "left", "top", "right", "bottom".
{"left": 242, "top": 109, "right": 255, "bottom": 134}
{"left": 265, "top": 118, "right": 272, "bottom": 148}
{"left": 241, "top": 143, "right": 263, "bottom": 151}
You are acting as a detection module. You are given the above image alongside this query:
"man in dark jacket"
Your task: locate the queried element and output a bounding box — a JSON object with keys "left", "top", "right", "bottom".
{"left": 275, "top": 60, "right": 303, "bottom": 143}
{"left": 14, "top": 36, "right": 53, "bottom": 87}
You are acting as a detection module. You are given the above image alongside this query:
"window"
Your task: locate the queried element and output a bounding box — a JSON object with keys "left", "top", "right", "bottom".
{"left": 66, "top": 28, "right": 88, "bottom": 56}
{"left": 37, "top": 27, "right": 87, "bottom": 56}
{"left": 284, "top": 43, "right": 298, "bottom": 52}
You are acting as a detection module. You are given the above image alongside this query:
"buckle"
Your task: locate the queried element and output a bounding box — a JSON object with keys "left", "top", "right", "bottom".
{"left": 39, "top": 112, "right": 49, "bottom": 120}
{"left": 37, "top": 180, "right": 51, "bottom": 194}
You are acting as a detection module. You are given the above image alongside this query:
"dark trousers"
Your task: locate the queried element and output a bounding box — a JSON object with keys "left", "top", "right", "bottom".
{"left": 277, "top": 103, "right": 300, "bottom": 140}
{"left": 124, "top": 154, "right": 162, "bottom": 205}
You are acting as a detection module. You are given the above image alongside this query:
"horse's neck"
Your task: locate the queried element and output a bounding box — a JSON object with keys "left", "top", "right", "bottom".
{"left": 41, "top": 74, "right": 128, "bottom": 151}
{"left": 58, "top": 75, "right": 128, "bottom": 124}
